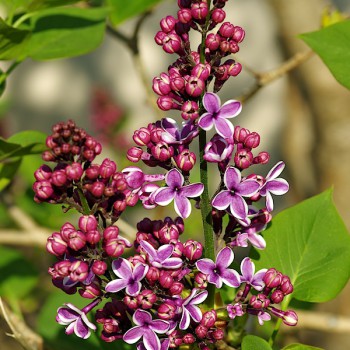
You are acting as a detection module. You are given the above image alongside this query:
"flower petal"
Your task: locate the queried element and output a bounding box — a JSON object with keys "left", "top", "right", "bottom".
{"left": 203, "top": 92, "right": 221, "bottom": 113}
{"left": 236, "top": 179, "right": 260, "bottom": 197}
{"left": 196, "top": 258, "right": 215, "bottom": 275}
{"left": 112, "top": 258, "right": 133, "bottom": 279}
{"left": 265, "top": 191, "right": 274, "bottom": 212}
{"left": 180, "top": 183, "right": 204, "bottom": 198}
{"left": 149, "top": 319, "right": 170, "bottom": 333}
{"left": 174, "top": 195, "right": 191, "bottom": 219}
{"left": 57, "top": 307, "right": 79, "bottom": 324}
{"left": 105, "top": 278, "right": 128, "bottom": 293}
{"left": 212, "top": 191, "right": 232, "bottom": 210}
{"left": 218, "top": 100, "right": 242, "bottom": 119}
{"left": 265, "top": 179, "right": 289, "bottom": 195}
{"left": 247, "top": 232, "right": 266, "bottom": 250}
{"left": 179, "top": 308, "right": 191, "bottom": 330}
{"left": 266, "top": 161, "right": 285, "bottom": 180}
{"left": 214, "top": 117, "right": 234, "bottom": 138}
{"left": 240, "top": 257, "right": 254, "bottom": 281}
{"left": 190, "top": 290, "right": 208, "bottom": 305}
{"left": 229, "top": 194, "right": 248, "bottom": 219}
{"left": 251, "top": 269, "right": 268, "bottom": 291}
{"left": 74, "top": 317, "right": 91, "bottom": 339}
{"left": 126, "top": 280, "right": 142, "bottom": 296}
{"left": 198, "top": 112, "right": 215, "bottom": 131}
{"left": 221, "top": 269, "right": 241, "bottom": 288}
{"left": 208, "top": 272, "right": 222, "bottom": 288}
{"left": 224, "top": 167, "right": 241, "bottom": 190}
{"left": 186, "top": 304, "right": 202, "bottom": 323}
{"left": 123, "top": 325, "right": 143, "bottom": 343}
{"left": 216, "top": 247, "right": 234, "bottom": 269}
{"left": 161, "top": 257, "right": 183, "bottom": 269}
{"left": 154, "top": 187, "right": 175, "bottom": 206}
{"left": 140, "top": 240, "right": 158, "bottom": 261}
{"left": 134, "top": 309, "right": 152, "bottom": 326}
{"left": 166, "top": 168, "right": 184, "bottom": 188}
{"left": 157, "top": 244, "right": 174, "bottom": 262}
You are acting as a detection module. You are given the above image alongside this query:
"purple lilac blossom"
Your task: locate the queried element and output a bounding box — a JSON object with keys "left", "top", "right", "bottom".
{"left": 56, "top": 302, "right": 97, "bottom": 339}
{"left": 123, "top": 309, "right": 169, "bottom": 350}
{"left": 212, "top": 166, "right": 260, "bottom": 220}
{"left": 203, "top": 134, "right": 234, "bottom": 163}
{"left": 195, "top": 247, "right": 241, "bottom": 289}
{"left": 227, "top": 303, "right": 244, "bottom": 320}
{"left": 259, "top": 161, "right": 289, "bottom": 212}
{"left": 140, "top": 240, "right": 183, "bottom": 269}
{"left": 153, "top": 168, "right": 204, "bottom": 219}
{"left": 161, "top": 118, "right": 199, "bottom": 144}
{"left": 105, "top": 258, "right": 148, "bottom": 296}
{"left": 198, "top": 92, "right": 242, "bottom": 138}
{"left": 240, "top": 257, "right": 267, "bottom": 291}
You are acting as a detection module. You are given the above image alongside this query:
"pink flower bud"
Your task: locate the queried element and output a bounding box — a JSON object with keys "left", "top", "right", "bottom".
{"left": 127, "top": 147, "right": 143, "bottom": 162}
{"left": 228, "top": 62, "right": 242, "bottom": 76}
{"left": 271, "top": 289, "right": 284, "bottom": 304}
{"left": 85, "top": 165, "right": 100, "bottom": 180}
{"left": 232, "top": 26, "right": 245, "bottom": 43}
{"left": 51, "top": 169, "right": 67, "bottom": 187}
{"left": 157, "top": 96, "right": 181, "bottom": 111}
{"left": 178, "top": 8, "right": 192, "bottom": 23}
{"left": 104, "top": 239, "right": 125, "bottom": 257}
{"left": 253, "top": 151, "right": 270, "bottom": 165}
{"left": 183, "top": 240, "right": 203, "bottom": 261}
{"left": 205, "top": 33, "right": 221, "bottom": 51}
{"left": 51, "top": 260, "right": 71, "bottom": 278}
{"left": 46, "top": 232, "right": 67, "bottom": 256}
{"left": 191, "top": 63, "right": 211, "bottom": 81}
{"left": 90, "top": 181, "right": 105, "bottom": 197}
{"left": 158, "top": 224, "right": 180, "bottom": 244}
{"left": 65, "top": 162, "right": 83, "bottom": 181}
{"left": 157, "top": 301, "right": 176, "bottom": 320}
{"left": 86, "top": 229, "right": 101, "bottom": 245}
{"left": 79, "top": 215, "right": 97, "bottom": 232}
{"left": 125, "top": 189, "right": 139, "bottom": 207}
{"left": 34, "top": 165, "right": 52, "bottom": 181}
{"left": 42, "top": 151, "right": 55, "bottom": 162}
{"left": 137, "top": 289, "right": 157, "bottom": 309}
{"left": 128, "top": 254, "right": 146, "bottom": 267}
{"left": 33, "top": 181, "right": 54, "bottom": 200}
{"left": 211, "top": 8, "right": 226, "bottom": 23}
{"left": 280, "top": 275, "right": 294, "bottom": 295}
{"left": 234, "top": 126, "right": 250, "bottom": 143}
{"left": 113, "top": 198, "right": 127, "bottom": 213}
{"left": 103, "top": 226, "right": 119, "bottom": 240}
{"left": 169, "top": 282, "right": 184, "bottom": 295}
{"left": 151, "top": 142, "right": 174, "bottom": 162}
{"left": 185, "top": 76, "right": 205, "bottom": 97}
{"left": 195, "top": 272, "right": 208, "bottom": 289}
{"left": 152, "top": 73, "right": 172, "bottom": 96}
{"left": 159, "top": 271, "right": 174, "bottom": 289}
{"left": 133, "top": 127, "right": 151, "bottom": 146}
{"left": 69, "top": 260, "right": 89, "bottom": 282}
{"left": 123, "top": 295, "right": 138, "bottom": 309}
{"left": 191, "top": 2, "right": 208, "bottom": 20}
{"left": 162, "top": 33, "right": 182, "bottom": 54}
{"left": 67, "top": 230, "right": 86, "bottom": 251}
{"left": 250, "top": 294, "right": 270, "bottom": 309}
{"left": 211, "top": 328, "right": 224, "bottom": 341}
{"left": 181, "top": 100, "right": 199, "bottom": 121}
{"left": 195, "top": 324, "right": 208, "bottom": 339}
{"left": 79, "top": 279, "right": 102, "bottom": 299}
{"left": 99, "top": 158, "right": 117, "bottom": 178}
{"left": 154, "top": 31, "right": 167, "bottom": 45}
{"left": 46, "top": 136, "right": 57, "bottom": 149}
{"left": 282, "top": 310, "right": 298, "bottom": 326}
{"left": 201, "top": 310, "right": 217, "bottom": 327}
{"left": 146, "top": 266, "right": 160, "bottom": 284}
{"left": 219, "top": 22, "right": 235, "bottom": 38}
{"left": 229, "top": 40, "right": 240, "bottom": 53}
{"left": 170, "top": 75, "right": 185, "bottom": 92}
{"left": 183, "top": 333, "right": 196, "bottom": 344}
{"left": 263, "top": 268, "right": 283, "bottom": 288}
{"left": 234, "top": 149, "right": 253, "bottom": 169}
{"left": 160, "top": 15, "right": 177, "bottom": 33}
{"left": 92, "top": 260, "right": 107, "bottom": 275}
{"left": 172, "top": 241, "right": 184, "bottom": 257}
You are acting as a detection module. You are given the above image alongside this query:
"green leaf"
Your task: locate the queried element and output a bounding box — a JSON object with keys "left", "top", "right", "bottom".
{"left": 26, "top": 7, "right": 108, "bottom": 60}
{"left": 300, "top": 21, "right": 350, "bottom": 90}
{"left": 0, "top": 246, "right": 38, "bottom": 299}
{"left": 0, "top": 18, "right": 31, "bottom": 60}
{"left": 241, "top": 335, "right": 272, "bottom": 350}
{"left": 282, "top": 344, "right": 324, "bottom": 350}
{"left": 252, "top": 189, "right": 350, "bottom": 303}
{"left": 107, "top": 0, "right": 162, "bottom": 26}
{"left": 0, "top": 158, "right": 22, "bottom": 191}
{"left": 28, "top": 0, "right": 83, "bottom": 11}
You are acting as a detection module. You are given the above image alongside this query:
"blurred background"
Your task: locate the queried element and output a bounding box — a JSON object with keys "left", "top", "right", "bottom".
{"left": 1, "top": 0, "right": 350, "bottom": 349}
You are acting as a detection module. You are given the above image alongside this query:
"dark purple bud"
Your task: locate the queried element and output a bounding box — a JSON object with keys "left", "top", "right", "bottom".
{"left": 263, "top": 268, "right": 283, "bottom": 288}
{"left": 153, "top": 73, "right": 172, "bottom": 96}
{"left": 92, "top": 260, "right": 107, "bottom": 275}
{"left": 183, "top": 333, "right": 196, "bottom": 344}
{"left": 33, "top": 181, "right": 54, "bottom": 199}
{"left": 67, "top": 230, "right": 86, "bottom": 251}
{"left": 100, "top": 158, "right": 117, "bottom": 178}
{"left": 219, "top": 22, "right": 235, "bottom": 38}
{"left": 136, "top": 290, "right": 157, "bottom": 309}
{"left": 185, "top": 76, "right": 205, "bottom": 97}
{"left": 178, "top": 8, "right": 192, "bottom": 23}
{"left": 271, "top": 289, "right": 284, "bottom": 304}
{"left": 69, "top": 260, "right": 89, "bottom": 282}
{"left": 191, "top": 63, "right": 211, "bottom": 81}
{"left": 159, "top": 271, "right": 174, "bottom": 289}
{"left": 160, "top": 15, "right": 177, "bottom": 33}
{"left": 46, "top": 232, "right": 67, "bottom": 256}
{"left": 205, "top": 33, "right": 221, "bottom": 51}
{"left": 232, "top": 26, "right": 245, "bottom": 43}
{"left": 177, "top": 0, "right": 191, "bottom": 8}
{"left": 191, "top": 2, "right": 208, "bottom": 20}
{"left": 183, "top": 240, "right": 203, "bottom": 261}
{"left": 79, "top": 215, "right": 97, "bottom": 232}
{"left": 253, "top": 151, "right": 270, "bottom": 165}
{"left": 280, "top": 275, "right": 294, "bottom": 295}
{"left": 234, "top": 149, "right": 253, "bottom": 169}
{"left": 133, "top": 127, "right": 151, "bottom": 146}
{"left": 158, "top": 301, "right": 176, "bottom": 320}
{"left": 201, "top": 310, "right": 217, "bottom": 327}
{"left": 211, "top": 8, "right": 226, "bottom": 23}
{"left": 195, "top": 324, "right": 208, "bottom": 339}
{"left": 169, "top": 282, "right": 184, "bottom": 296}
{"left": 175, "top": 217, "right": 185, "bottom": 234}
{"left": 123, "top": 295, "right": 138, "bottom": 309}
{"left": 90, "top": 181, "right": 105, "bottom": 197}
{"left": 34, "top": 165, "right": 52, "bottom": 181}
{"left": 65, "top": 162, "right": 83, "bottom": 181}
{"left": 127, "top": 147, "right": 143, "bottom": 162}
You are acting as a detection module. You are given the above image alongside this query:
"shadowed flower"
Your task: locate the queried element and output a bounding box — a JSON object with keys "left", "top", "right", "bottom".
{"left": 140, "top": 240, "right": 183, "bottom": 269}
{"left": 123, "top": 309, "right": 169, "bottom": 350}
{"left": 240, "top": 257, "right": 267, "bottom": 291}
{"left": 259, "top": 161, "right": 289, "bottom": 212}
{"left": 212, "top": 166, "right": 260, "bottom": 220}
{"left": 177, "top": 288, "right": 208, "bottom": 330}
{"left": 198, "top": 92, "right": 242, "bottom": 138}
{"left": 56, "top": 299, "right": 100, "bottom": 339}
{"left": 153, "top": 168, "right": 204, "bottom": 218}
{"left": 195, "top": 247, "right": 241, "bottom": 288}
{"left": 105, "top": 258, "right": 148, "bottom": 296}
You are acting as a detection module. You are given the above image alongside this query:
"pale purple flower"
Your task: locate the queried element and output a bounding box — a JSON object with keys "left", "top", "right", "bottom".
{"left": 198, "top": 92, "right": 242, "bottom": 138}
{"left": 212, "top": 167, "right": 260, "bottom": 220}
{"left": 137, "top": 339, "right": 170, "bottom": 350}
{"left": 56, "top": 299, "right": 100, "bottom": 339}
{"left": 235, "top": 232, "right": 266, "bottom": 250}
{"left": 195, "top": 247, "right": 241, "bottom": 289}
{"left": 161, "top": 118, "right": 199, "bottom": 144}
{"left": 138, "top": 183, "right": 160, "bottom": 209}
{"left": 257, "top": 311, "right": 271, "bottom": 325}
{"left": 203, "top": 134, "right": 234, "bottom": 163}
{"left": 153, "top": 168, "right": 204, "bottom": 219}
{"left": 122, "top": 166, "right": 165, "bottom": 190}
{"left": 105, "top": 258, "right": 148, "bottom": 296}
{"left": 259, "top": 161, "right": 289, "bottom": 212}
{"left": 177, "top": 288, "right": 208, "bottom": 330}
{"left": 227, "top": 303, "right": 244, "bottom": 319}
{"left": 123, "top": 309, "right": 169, "bottom": 350}
{"left": 240, "top": 257, "right": 267, "bottom": 291}
{"left": 140, "top": 241, "right": 183, "bottom": 269}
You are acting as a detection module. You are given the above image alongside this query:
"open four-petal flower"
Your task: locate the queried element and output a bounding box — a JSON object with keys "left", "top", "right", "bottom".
{"left": 240, "top": 257, "right": 267, "bottom": 291}
{"left": 259, "top": 161, "right": 289, "bottom": 212}
{"left": 123, "top": 309, "right": 169, "bottom": 350}
{"left": 196, "top": 247, "right": 241, "bottom": 289}
{"left": 212, "top": 166, "right": 259, "bottom": 220}
{"left": 154, "top": 168, "right": 204, "bottom": 219}
{"left": 140, "top": 240, "right": 183, "bottom": 269}
{"left": 198, "top": 92, "right": 242, "bottom": 138}
{"left": 105, "top": 258, "right": 148, "bottom": 296}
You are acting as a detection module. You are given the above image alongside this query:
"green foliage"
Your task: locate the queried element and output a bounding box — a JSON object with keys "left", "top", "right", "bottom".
{"left": 241, "top": 335, "right": 272, "bottom": 350}
{"left": 0, "top": 246, "right": 38, "bottom": 299}
{"left": 0, "top": 158, "right": 21, "bottom": 190}
{"left": 300, "top": 20, "right": 350, "bottom": 90}
{"left": 252, "top": 189, "right": 350, "bottom": 304}
{"left": 282, "top": 344, "right": 324, "bottom": 350}
{"left": 107, "top": 0, "right": 163, "bottom": 26}
{"left": 28, "top": 0, "right": 83, "bottom": 11}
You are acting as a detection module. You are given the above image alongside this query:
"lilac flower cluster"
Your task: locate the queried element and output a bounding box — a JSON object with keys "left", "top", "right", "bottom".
{"left": 35, "top": 1, "right": 299, "bottom": 349}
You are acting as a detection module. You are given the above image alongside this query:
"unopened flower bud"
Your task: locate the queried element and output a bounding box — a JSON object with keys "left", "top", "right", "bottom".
{"left": 183, "top": 240, "right": 203, "bottom": 261}
{"left": 151, "top": 142, "right": 174, "bottom": 162}
{"left": 46, "top": 232, "right": 67, "bottom": 256}
{"left": 65, "top": 162, "right": 83, "bottom": 181}
{"left": 158, "top": 301, "right": 176, "bottom": 320}
{"left": 69, "top": 260, "right": 89, "bottom": 282}
{"left": 205, "top": 33, "right": 221, "bottom": 51}
{"left": 67, "top": 230, "right": 86, "bottom": 251}
{"left": 191, "top": 63, "right": 211, "bottom": 81}
{"left": 195, "top": 272, "right": 208, "bottom": 289}
{"left": 92, "top": 260, "right": 107, "bottom": 275}
{"left": 160, "top": 15, "right": 177, "bottom": 33}
{"left": 33, "top": 181, "right": 54, "bottom": 200}
{"left": 159, "top": 271, "right": 174, "bottom": 289}
{"left": 34, "top": 165, "right": 52, "bottom": 181}
{"left": 127, "top": 147, "right": 143, "bottom": 162}
{"left": 185, "top": 76, "right": 205, "bottom": 97}
{"left": 271, "top": 289, "right": 284, "bottom": 304}
{"left": 183, "top": 333, "right": 196, "bottom": 344}
{"left": 232, "top": 26, "right": 245, "bottom": 43}
{"left": 137, "top": 289, "right": 157, "bottom": 309}
{"left": 234, "top": 149, "right": 253, "bottom": 169}
{"left": 201, "top": 310, "right": 217, "bottom": 327}
{"left": 181, "top": 100, "right": 199, "bottom": 121}
{"left": 79, "top": 279, "right": 102, "bottom": 299}
{"left": 253, "top": 151, "right": 270, "bottom": 165}
{"left": 191, "top": 2, "right": 208, "bottom": 20}
{"left": 178, "top": 8, "right": 192, "bottom": 23}
{"left": 195, "top": 324, "right": 208, "bottom": 339}
{"left": 99, "top": 158, "right": 117, "bottom": 178}
{"left": 169, "top": 282, "right": 184, "bottom": 295}
{"left": 219, "top": 22, "right": 235, "bottom": 38}
{"left": 78, "top": 215, "right": 97, "bottom": 232}
{"left": 90, "top": 181, "right": 105, "bottom": 197}
{"left": 280, "top": 275, "right": 294, "bottom": 295}
{"left": 133, "top": 127, "right": 151, "bottom": 146}
{"left": 211, "top": 8, "right": 226, "bottom": 23}
{"left": 282, "top": 310, "right": 298, "bottom": 326}
{"left": 51, "top": 169, "right": 67, "bottom": 187}
{"left": 86, "top": 229, "right": 101, "bottom": 245}
{"left": 263, "top": 268, "right": 282, "bottom": 288}
{"left": 123, "top": 295, "right": 138, "bottom": 309}
{"left": 244, "top": 132, "right": 260, "bottom": 149}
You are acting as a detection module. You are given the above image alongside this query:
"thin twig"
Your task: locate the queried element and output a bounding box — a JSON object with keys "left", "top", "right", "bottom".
{"left": 0, "top": 298, "right": 43, "bottom": 350}
{"left": 238, "top": 50, "right": 314, "bottom": 103}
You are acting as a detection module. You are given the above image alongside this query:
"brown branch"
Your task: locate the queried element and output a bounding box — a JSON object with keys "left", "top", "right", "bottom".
{"left": 0, "top": 298, "right": 43, "bottom": 350}
{"left": 238, "top": 49, "right": 314, "bottom": 103}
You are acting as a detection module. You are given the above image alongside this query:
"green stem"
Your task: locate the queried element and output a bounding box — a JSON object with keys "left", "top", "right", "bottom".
{"left": 77, "top": 188, "right": 91, "bottom": 215}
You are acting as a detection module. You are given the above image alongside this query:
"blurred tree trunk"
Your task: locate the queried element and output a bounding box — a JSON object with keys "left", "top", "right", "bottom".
{"left": 270, "top": 0, "right": 350, "bottom": 348}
